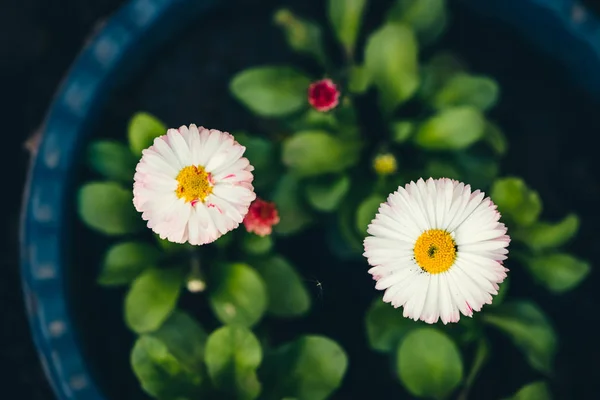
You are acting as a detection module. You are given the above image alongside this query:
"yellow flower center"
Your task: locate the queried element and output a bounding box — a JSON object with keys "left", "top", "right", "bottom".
{"left": 175, "top": 165, "right": 212, "bottom": 203}
{"left": 413, "top": 229, "right": 457, "bottom": 274}
{"left": 373, "top": 153, "right": 397, "bottom": 176}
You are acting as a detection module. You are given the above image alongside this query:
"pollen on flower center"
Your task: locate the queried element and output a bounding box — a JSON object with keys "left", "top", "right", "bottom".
{"left": 413, "top": 229, "right": 457, "bottom": 274}
{"left": 175, "top": 165, "right": 212, "bottom": 203}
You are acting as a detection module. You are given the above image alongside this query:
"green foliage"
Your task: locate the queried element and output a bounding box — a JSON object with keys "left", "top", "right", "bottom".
{"left": 205, "top": 326, "right": 262, "bottom": 399}
{"left": 419, "top": 51, "right": 465, "bottom": 100}
{"left": 255, "top": 255, "right": 311, "bottom": 317}
{"left": 272, "top": 174, "right": 314, "bottom": 235}
{"left": 260, "top": 336, "right": 348, "bottom": 400}
{"left": 505, "top": 381, "right": 552, "bottom": 400}
{"left": 274, "top": 9, "right": 326, "bottom": 66}
{"left": 390, "top": 120, "right": 415, "bottom": 143}
{"left": 414, "top": 107, "right": 486, "bottom": 150}
{"left": 484, "top": 120, "right": 508, "bottom": 155}
{"left": 87, "top": 140, "right": 136, "bottom": 182}
{"left": 304, "top": 174, "right": 351, "bottom": 212}
{"left": 78, "top": 182, "right": 142, "bottom": 236}
{"left": 356, "top": 194, "right": 385, "bottom": 235}
{"left": 128, "top": 112, "right": 167, "bottom": 156}
{"left": 364, "top": 22, "right": 419, "bottom": 114}
{"left": 525, "top": 253, "right": 590, "bottom": 293}
{"left": 282, "top": 130, "right": 361, "bottom": 177}
{"left": 209, "top": 263, "right": 268, "bottom": 327}
{"left": 230, "top": 67, "right": 311, "bottom": 117}
{"left": 432, "top": 73, "right": 499, "bottom": 111}
{"left": 387, "top": 0, "right": 448, "bottom": 45}
{"left": 328, "top": 0, "right": 368, "bottom": 57}
{"left": 365, "top": 298, "right": 419, "bottom": 352}
{"left": 348, "top": 64, "right": 371, "bottom": 94}
{"left": 125, "top": 267, "right": 185, "bottom": 334}
{"left": 98, "top": 241, "right": 159, "bottom": 286}
{"left": 397, "top": 328, "right": 463, "bottom": 399}
{"left": 491, "top": 177, "right": 543, "bottom": 227}
{"left": 483, "top": 301, "right": 557, "bottom": 374}
{"left": 242, "top": 234, "right": 274, "bottom": 255}
{"left": 515, "top": 214, "right": 579, "bottom": 251}
{"left": 234, "top": 132, "right": 278, "bottom": 190}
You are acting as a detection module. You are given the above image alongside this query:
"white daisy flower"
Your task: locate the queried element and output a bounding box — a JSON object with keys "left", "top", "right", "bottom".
{"left": 133, "top": 125, "right": 256, "bottom": 245}
{"left": 363, "top": 178, "right": 509, "bottom": 324}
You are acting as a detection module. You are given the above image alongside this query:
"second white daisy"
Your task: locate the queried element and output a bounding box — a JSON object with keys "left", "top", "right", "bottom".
{"left": 133, "top": 125, "right": 256, "bottom": 245}
{"left": 363, "top": 178, "right": 509, "bottom": 324}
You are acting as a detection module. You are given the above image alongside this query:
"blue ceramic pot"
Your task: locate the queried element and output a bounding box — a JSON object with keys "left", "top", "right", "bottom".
{"left": 19, "top": 1, "right": 600, "bottom": 399}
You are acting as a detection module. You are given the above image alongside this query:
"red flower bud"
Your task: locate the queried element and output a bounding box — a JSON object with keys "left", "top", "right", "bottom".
{"left": 243, "top": 198, "right": 280, "bottom": 236}
{"left": 308, "top": 79, "right": 340, "bottom": 112}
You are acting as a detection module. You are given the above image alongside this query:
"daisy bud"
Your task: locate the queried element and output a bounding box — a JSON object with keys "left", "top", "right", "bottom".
{"left": 373, "top": 153, "right": 398, "bottom": 176}
{"left": 243, "top": 198, "right": 280, "bottom": 236}
{"left": 308, "top": 79, "right": 340, "bottom": 112}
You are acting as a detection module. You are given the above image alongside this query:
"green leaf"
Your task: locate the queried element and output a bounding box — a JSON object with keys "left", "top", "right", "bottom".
{"left": 131, "top": 335, "right": 203, "bottom": 399}
{"left": 287, "top": 109, "right": 340, "bottom": 132}
{"left": 419, "top": 51, "right": 466, "bottom": 100}
{"left": 261, "top": 336, "right": 348, "bottom": 400}
{"left": 454, "top": 151, "right": 499, "bottom": 190}
{"left": 365, "top": 298, "right": 419, "bottom": 352}
{"left": 274, "top": 9, "right": 327, "bottom": 66}
{"left": 414, "top": 107, "right": 486, "bottom": 150}
{"left": 505, "top": 381, "right": 552, "bottom": 400}
{"left": 209, "top": 263, "right": 268, "bottom": 327}
{"left": 484, "top": 120, "right": 508, "bottom": 155}
{"left": 305, "top": 174, "right": 351, "bottom": 212}
{"left": 525, "top": 253, "right": 590, "bottom": 293}
{"left": 98, "top": 241, "right": 160, "bottom": 286}
{"left": 282, "top": 130, "right": 360, "bottom": 177}
{"left": 128, "top": 112, "right": 167, "bottom": 156}
{"left": 432, "top": 73, "right": 499, "bottom": 111}
{"left": 87, "top": 140, "right": 136, "bottom": 182}
{"left": 387, "top": 0, "right": 448, "bottom": 45}
{"left": 364, "top": 22, "right": 419, "bottom": 114}
{"left": 256, "top": 255, "right": 311, "bottom": 317}
{"left": 230, "top": 67, "right": 311, "bottom": 117}
{"left": 390, "top": 121, "right": 415, "bottom": 144}
{"left": 234, "top": 132, "right": 278, "bottom": 190}
{"left": 490, "top": 177, "right": 543, "bottom": 227}
{"left": 348, "top": 64, "right": 371, "bottom": 94}
{"left": 397, "top": 328, "right": 463, "bottom": 399}
{"left": 77, "top": 181, "right": 142, "bottom": 236}
{"left": 125, "top": 268, "right": 184, "bottom": 334}
{"left": 205, "top": 326, "right": 262, "bottom": 399}
{"left": 272, "top": 174, "right": 314, "bottom": 235}
{"left": 356, "top": 195, "right": 385, "bottom": 235}
{"left": 328, "top": 0, "right": 368, "bottom": 57}
{"left": 515, "top": 214, "right": 579, "bottom": 251}
{"left": 242, "top": 234, "right": 274, "bottom": 256}
{"left": 483, "top": 301, "right": 557, "bottom": 374}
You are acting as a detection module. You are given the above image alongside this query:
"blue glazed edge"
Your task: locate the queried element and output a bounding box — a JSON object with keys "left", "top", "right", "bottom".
{"left": 19, "top": 1, "right": 217, "bottom": 399}
{"left": 19, "top": 0, "right": 600, "bottom": 399}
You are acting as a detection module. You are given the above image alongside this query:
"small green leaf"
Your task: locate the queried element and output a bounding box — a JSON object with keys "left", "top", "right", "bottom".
{"left": 419, "top": 51, "right": 466, "bottom": 100}
{"left": 387, "top": 0, "right": 448, "bottom": 45}
{"left": 328, "top": 0, "right": 368, "bottom": 57}
{"left": 87, "top": 140, "right": 136, "bottom": 182}
{"left": 272, "top": 174, "right": 314, "bottom": 235}
{"left": 483, "top": 301, "right": 557, "bottom": 374}
{"left": 209, "top": 263, "right": 267, "bottom": 327}
{"left": 305, "top": 174, "right": 351, "bottom": 212}
{"left": 205, "top": 326, "right": 262, "bottom": 399}
{"left": 242, "top": 234, "right": 274, "bottom": 255}
{"left": 274, "top": 9, "right": 327, "bottom": 66}
{"left": 515, "top": 214, "right": 579, "bottom": 251}
{"left": 525, "top": 253, "right": 590, "bottom": 293}
{"left": 77, "top": 181, "right": 142, "bottom": 236}
{"left": 414, "top": 107, "right": 486, "bottom": 150}
{"left": 287, "top": 109, "right": 339, "bottom": 132}
{"left": 397, "top": 328, "right": 463, "bottom": 399}
{"left": 364, "top": 22, "right": 419, "bottom": 114}
{"left": 356, "top": 195, "right": 385, "bottom": 235}
{"left": 505, "top": 381, "right": 552, "bottom": 400}
{"left": 260, "top": 336, "right": 348, "bottom": 400}
{"left": 230, "top": 67, "right": 311, "bottom": 117}
{"left": 491, "top": 177, "right": 543, "bottom": 227}
{"left": 256, "top": 255, "right": 311, "bottom": 317}
{"left": 484, "top": 120, "right": 508, "bottom": 155}
{"left": 234, "top": 132, "right": 278, "bottom": 190}
{"left": 131, "top": 335, "right": 203, "bottom": 399}
{"left": 432, "top": 73, "right": 499, "bottom": 111}
{"left": 128, "top": 112, "right": 167, "bottom": 156}
{"left": 282, "top": 130, "right": 361, "bottom": 177}
{"left": 390, "top": 121, "right": 415, "bottom": 144}
{"left": 125, "top": 268, "right": 184, "bottom": 334}
{"left": 348, "top": 64, "right": 371, "bottom": 94}
{"left": 365, "top": 298, "right": 419, "bottom": 352}
{"left": 98, "top": 241, "right": 160, "bottom": 286}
